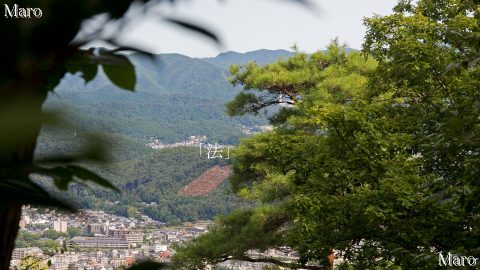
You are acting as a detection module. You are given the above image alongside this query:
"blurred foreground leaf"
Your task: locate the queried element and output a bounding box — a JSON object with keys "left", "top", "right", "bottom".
{"left": 99, "top": 49, "right": 136, "bottom": 91}
{"left": 32, "top": 165, "right": 120, "bottom": 192}
{"left": 0, "top": 178, "right": 74, "bottom": 212}
{"left": 164, "top": 17, "right": 220, "bottom": 45}
{"left": 0, "top": 105, "right": 59, "bottom": 153}
{"left": 66, "top": 50, "right": 98, "bottom": 83}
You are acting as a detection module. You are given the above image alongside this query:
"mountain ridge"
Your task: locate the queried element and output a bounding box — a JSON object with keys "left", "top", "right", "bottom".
{"left": 201, "top": 49, "right": 294, "bottom": 68}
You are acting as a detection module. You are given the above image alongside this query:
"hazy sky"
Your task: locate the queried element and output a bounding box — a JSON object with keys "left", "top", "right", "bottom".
{"left": 114, "top": 0, "right": 398, "bottom": 57}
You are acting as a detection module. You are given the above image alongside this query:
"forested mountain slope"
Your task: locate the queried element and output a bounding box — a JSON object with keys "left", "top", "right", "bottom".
{"left": 63, "top": 147, "right": 242, "bottom": 224}
{"left": 35, "top": 49, "right": 290, "bottom": 222}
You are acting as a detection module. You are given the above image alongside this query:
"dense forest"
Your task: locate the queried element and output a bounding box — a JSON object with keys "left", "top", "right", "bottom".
{"left": 37, "top": 51, "right": 287, "bottom": 146}
{"left": 47, "top": 147, "right": 245, "bottom": 224}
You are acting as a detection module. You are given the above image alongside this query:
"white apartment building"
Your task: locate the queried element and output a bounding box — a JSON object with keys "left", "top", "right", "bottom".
{"left": 53, "top": 218, "right": 68, "bottom": 233}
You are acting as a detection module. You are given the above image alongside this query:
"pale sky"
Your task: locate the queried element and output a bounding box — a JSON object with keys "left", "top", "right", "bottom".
{"left": 108, "top": 0, "right": 398, "bottom": 57}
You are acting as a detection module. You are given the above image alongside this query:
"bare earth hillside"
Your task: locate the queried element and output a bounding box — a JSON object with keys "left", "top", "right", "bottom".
{"left": 178, "top": 165, "right": 232, "bottom": 196}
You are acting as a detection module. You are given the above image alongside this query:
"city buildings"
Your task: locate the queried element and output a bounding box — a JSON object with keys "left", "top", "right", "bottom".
{"left": 10, "top": 207, "right": 215, "bottom": 269}
{"left": 11, "top": 247, "right": 43, "bottom": 261}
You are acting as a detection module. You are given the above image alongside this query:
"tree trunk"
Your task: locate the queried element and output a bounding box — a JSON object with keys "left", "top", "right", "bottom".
{"left": 0, "top": 204, "right": 22, "bottom": 269}
{"left": 325, "top": 250, "right": 335, "bottom": 270}
{"left": 0, "top": 91, "right": 46, "bottom": 269}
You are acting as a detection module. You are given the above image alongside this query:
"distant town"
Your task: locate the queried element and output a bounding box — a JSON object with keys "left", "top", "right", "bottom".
{"left": 239, "top": 125, "right": 273, "bottom": 135}
{"left": 145, "top": 125, "right": 273, "bottom": 150}
{"left": 11, "top": 206, "right": 212, "bottom": 270}
{"left": 146, "top": 135, "right": 208, "bottom": 149}
{"left": 12, "top": 206, "right": 302, "bottom": 270}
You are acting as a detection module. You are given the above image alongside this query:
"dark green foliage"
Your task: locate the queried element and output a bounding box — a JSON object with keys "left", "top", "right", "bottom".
{"left": 33, "top": 165, "right": 120, "bottom": 192}
{"left": 225, "top": 92, "right": 261, "bottom": 117}
{"left": 41, "top": 229, "right": 67, "bottom": 240}
{"left": 127, "top": 261, "right": 169, "bottom": 270}
{"left": 15, "top": 231, "right": 59, "bottom": 252}
{"left": 101, "top": 52, "right": 136, "bottom": 91}
{"left": 66, "top": 227, "right": 83, "bottom": 238}
{"left": 0, "top": 177, "right": 75, "bottom": 213}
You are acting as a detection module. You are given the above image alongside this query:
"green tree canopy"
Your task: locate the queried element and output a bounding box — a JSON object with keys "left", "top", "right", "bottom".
{"left": 174, "top": 1, "right": 480, "bottom": 267}
{"left": 66, "top": 227, "right": 83, "bottom": 238}
{"left": 176, "top": 42, "right": 386, "bottom": 269}
{"left": 41, "top": 229, "right": 67, "bottom": 240}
